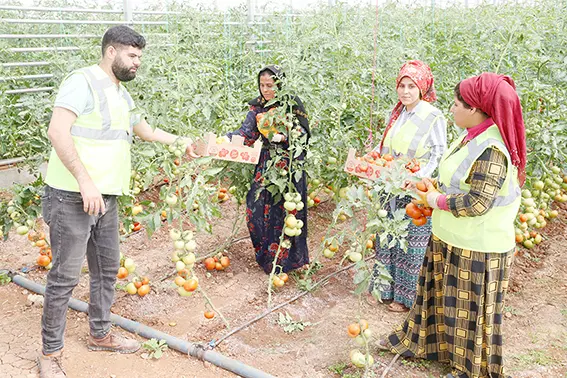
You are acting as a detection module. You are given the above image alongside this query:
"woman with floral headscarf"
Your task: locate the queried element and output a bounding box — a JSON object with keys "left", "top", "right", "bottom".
{"left": 368, "top": 60, "right": 447, "bottom": 312}
{"left": 227, "top": 65, "right": 310, "bottom": 274}
{"left": 377, "top": 73, "right": 525, "bottom": 378}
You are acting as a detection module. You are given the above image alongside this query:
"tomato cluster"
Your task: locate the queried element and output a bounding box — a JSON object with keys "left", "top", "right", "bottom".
{"left": 405, "top": 202, "right": 432, "bottom": 226}
{"left": 204, "top": 253, "right": 230, "bottom": 272}
{"left": 216, "top": 187, "right": 235, "bottom": 202}
{"left": 271, "top": 272, "right": 289, "bottom": 288}
{"left": 29, "top": 231, "right": 52, "bottom": 269}
{"left": 347, "top": 319, "right": 374, "bottom": 368}
{"left": 255, "top": 108, "right": 288, "bottom": 138}
{"left": 117, "top": 255, "right": 151, "bottom": 297}
{"left": 404, "top": 158, "right": 421, "bottom": 173}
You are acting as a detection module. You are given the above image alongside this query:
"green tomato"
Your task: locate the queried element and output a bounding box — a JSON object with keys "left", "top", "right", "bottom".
{"left": 184, "top": 240, "right": 197, "bottom": 252}
{"left": 126, "top": 282, "right": 138, "bottom": 295}
{"left": 124, "top": 258, "right": 136, "bottom": 273}
{"left": 183, "top": 252, "right": 196, "bottom": 265}
{"left": 166, "top": 194, "right": 178, "bottom": 206}
{"left": 323, "top": 249, "right": 335, "bottom": 258}
{"left": 169, "top": 229, "right": 181, "bottom": 241}
{"left": 285, "top": 215, "right": 298, "bottom": 228}
{"left": 174, "top": 240, "right": 185, "bottom": 250}
{"left": 176, "top": 261, "right": 186, "bottom": 272}
{"left": 16, "top": 225, "right": 29, "bottom": 235}
{"left": 284, "top": 201, "right": 296, "bottom": 211}
{"left": 377, "top": 209, "right": 388, "bottom": 218}
{"left": 348, "top": 252, "right": 362, "bottom": 263}
{"left": 182, "top": 230, "right": 194, "bottom": 241}
{"left": 284, "top": 227, "right": 296, "bottom": 237}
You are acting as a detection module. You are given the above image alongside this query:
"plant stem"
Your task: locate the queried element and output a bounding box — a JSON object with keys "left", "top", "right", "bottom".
{"left": 198, "top": 286, "right": 230, "bottom": 329}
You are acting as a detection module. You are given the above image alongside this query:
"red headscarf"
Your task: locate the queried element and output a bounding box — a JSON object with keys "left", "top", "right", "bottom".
{"left": 459, "top": 73, "right": 527, "bottom": 186}
{"left": 379, "top": 60, "right": 437, "bottom": 153}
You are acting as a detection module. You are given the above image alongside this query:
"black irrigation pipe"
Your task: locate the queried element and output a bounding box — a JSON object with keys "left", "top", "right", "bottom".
{"left": 7, "top": 272, "right": 276, "bottom": 378}
{"left": 208, "top": 254, "right": 376, "bottom": 349}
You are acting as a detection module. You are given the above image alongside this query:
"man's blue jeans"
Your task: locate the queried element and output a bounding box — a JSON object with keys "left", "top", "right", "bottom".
{"left": 41, "top": 185, "right": 120, "bottom": 354}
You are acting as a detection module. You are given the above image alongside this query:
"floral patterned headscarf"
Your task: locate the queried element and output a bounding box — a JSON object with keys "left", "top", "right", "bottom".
{"left": 379, "top": 60, "right": 437, "bottom": 153}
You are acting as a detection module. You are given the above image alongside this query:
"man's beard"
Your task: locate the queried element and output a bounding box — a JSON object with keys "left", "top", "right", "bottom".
{"left": 111, "top": 58, "right": 137, "bottom": 82}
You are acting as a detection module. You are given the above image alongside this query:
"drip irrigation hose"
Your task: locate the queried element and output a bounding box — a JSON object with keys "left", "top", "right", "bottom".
{"left": 8, "top": 272, "right": 276, "bottom": 378}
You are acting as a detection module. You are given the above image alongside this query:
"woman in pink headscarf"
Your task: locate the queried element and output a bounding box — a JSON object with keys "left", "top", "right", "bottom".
{"left": 369, "top": 60, "right": 447, "bottom": 313}
{"left": 378, "top": 73, "right": 525, "bottom": 378}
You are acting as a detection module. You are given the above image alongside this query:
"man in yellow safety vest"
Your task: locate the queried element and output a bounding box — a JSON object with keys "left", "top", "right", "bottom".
{"left": 37, "top": 25, "right": 197, "bottom": 378}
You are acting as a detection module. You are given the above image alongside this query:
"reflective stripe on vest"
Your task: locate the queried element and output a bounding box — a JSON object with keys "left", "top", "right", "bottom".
{"left": 432, "top": 125, "right": 521, "bottom": 252}
{"left": 69, "top": 67, "right": 134, "bottom": 143}
{"left": 405, "top": 111, "right": 439, "bottom": 159}
{"left": 381, "top": 102, "right": 441, "bottom": 160}
{"left": 439, "top": 133, "right": 520, "bottom": 207}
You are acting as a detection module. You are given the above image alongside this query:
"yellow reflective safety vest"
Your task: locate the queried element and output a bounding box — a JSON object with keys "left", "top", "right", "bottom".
{"left": 381, "top": 101, "right": 444, "bottom": 164}
{"left": 46, "top": 65, "right": 135, "bottom": 195}
{"left": 432, "top": 125, "right": 521, "bottom": 252}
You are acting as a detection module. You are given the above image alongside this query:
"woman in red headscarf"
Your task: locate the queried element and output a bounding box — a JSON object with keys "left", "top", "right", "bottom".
{"left": 369, "top": 60, "right": 447, "bottom": 312}
{"left": 377, "top": 73, "right": 525, "bottom": 378}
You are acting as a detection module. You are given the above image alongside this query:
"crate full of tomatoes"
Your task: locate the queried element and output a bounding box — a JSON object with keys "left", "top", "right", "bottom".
{"left": 344, "top": 148, "right": 422, "bottom": 180}
{"left": 195, "top": 132, "right": 262, "bottom": 165}
{"left": 343, "top": 149, "right": 392, "bottom": 180}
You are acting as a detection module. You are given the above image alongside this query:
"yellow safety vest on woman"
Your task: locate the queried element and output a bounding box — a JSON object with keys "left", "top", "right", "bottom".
{"left": 381, "top": 101, "right": 443, "bottom": 164}
{"left": 45, "top": 65, "right": 135, "bottom": 195}
{"left": 432, "top": 125, "right": 521, "bottom": 252}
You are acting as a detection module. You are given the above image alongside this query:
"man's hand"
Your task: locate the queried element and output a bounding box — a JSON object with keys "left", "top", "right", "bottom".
{"left": 183, "top": 138, "right": 200, "bottom": 159}
{"left": 78, "top": 178, "right": 105, "bottom": 215}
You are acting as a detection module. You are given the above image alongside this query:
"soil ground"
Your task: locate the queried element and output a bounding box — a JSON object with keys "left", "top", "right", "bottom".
{"left": 1, "top": 199, "right": 566, "bottom": 378}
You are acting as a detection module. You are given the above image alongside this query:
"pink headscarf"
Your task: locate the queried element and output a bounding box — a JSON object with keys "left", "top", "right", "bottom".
{"left": 460, "top": 73, "right": 527, "bottom": 186}
{"left": 379, "top": 60, "right": 437, "bottom": 153}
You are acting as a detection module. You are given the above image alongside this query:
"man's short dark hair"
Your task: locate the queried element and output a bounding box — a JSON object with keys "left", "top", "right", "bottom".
{"left": 101, "top": 25, "right": 146, "bottom": 56}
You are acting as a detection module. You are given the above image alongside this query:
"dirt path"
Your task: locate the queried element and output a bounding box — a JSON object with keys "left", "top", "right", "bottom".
{"left": 0, "top": 201, "right": 566, "bottom": 378}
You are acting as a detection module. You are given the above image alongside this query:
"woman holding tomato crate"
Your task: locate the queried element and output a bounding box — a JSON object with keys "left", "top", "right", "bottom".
{"left": 368, "top": 60, "right": 447, "bottom": 312}
{"left": 379, "top": 73, "right": 525, "bottom": 378}
{"left": 226, "top": 65, "right": 310, "bottom": 274}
